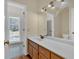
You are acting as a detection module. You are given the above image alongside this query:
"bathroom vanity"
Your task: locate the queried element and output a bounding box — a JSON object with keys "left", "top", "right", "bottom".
{"left": 27, "top": 37, "right": 73, "bottom": 59}
{"left": 28, "top": 39, "right": 64, "bottom": 59}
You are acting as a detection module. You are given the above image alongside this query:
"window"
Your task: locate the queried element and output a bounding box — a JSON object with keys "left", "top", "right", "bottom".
{"left": 8, "top": 17, "right": 20, "bottom": 42}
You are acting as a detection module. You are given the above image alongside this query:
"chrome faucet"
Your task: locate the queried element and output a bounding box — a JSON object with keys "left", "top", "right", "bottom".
{"left": 40, "top": 35, "right": 44, "bottom": 39}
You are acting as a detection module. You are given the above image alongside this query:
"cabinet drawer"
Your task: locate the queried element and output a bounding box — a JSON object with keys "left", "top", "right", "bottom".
{"left": 39, "top": 46, "right": 50, "bottom": 59}
{"left": 29, "top": 40, "right": 38, "bottom": 50}
{"left": 39, "top": 53, "right": 48, "bottom": 59}
{"left": 51, "top": 52, "right": 64, "bottom": 59}
{"left": 28, "top": 44, "right": 33, "bottom": 57}
{"left": 32, "top": 48, "right": 39, "bottom": 59}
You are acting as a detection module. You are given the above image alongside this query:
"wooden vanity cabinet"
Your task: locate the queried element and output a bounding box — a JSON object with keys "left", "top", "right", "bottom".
{"left": 39, "top": 52, "right": 48, "bottom": 59}
{"left": 28, "top": 39, "right": 64, "bottom": 59}
{"left": 28, "top": 39, "right": 39, "bottom": 59}
{"left": 32, "top": 48, "right": 39, "bottom": 59}
{"left": 28, "top": 42, "right": 33, "bottom": 57}
{"left": 39, "top": 46, "right": 50, "bottom": 59}
{"left": 51, "top": 52, "right": 64, "bottom": 59}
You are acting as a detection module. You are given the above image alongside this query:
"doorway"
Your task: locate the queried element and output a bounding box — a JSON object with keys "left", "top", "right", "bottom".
{"left": 5, "top": 1, "right": 26, "bottom": 59}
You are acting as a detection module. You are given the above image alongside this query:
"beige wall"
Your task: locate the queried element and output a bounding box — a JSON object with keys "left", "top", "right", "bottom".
{"left": 27, "top": 11, "right": 38, "bottom": 36}
{"left": 61, "top": 8, "right": 69, "bottom": 35}
{"left": 54, "top": 7, "right": 69, "bottom": 38}
{"left": 27, "top": 11, "right": 47, "bottom": 36}
{"left": 38, "top": 13, "right": 47, "bottom": 35}
{"left": 54, "top": 12, "right": 62, "bottom": 38}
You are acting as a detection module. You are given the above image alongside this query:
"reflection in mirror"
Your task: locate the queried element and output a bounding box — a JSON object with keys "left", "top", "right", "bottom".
{"left": 47, "top": 20, "right": 52, "bottom": 36}
{"left": 46, "top": 7, "right": 74, "bottom": 39}
{"left": 47, "top": 13, "right": 54, "bottom": 36}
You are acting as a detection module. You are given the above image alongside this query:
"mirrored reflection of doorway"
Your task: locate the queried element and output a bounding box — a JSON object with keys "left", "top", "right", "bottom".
{"left": 47, "top": 20, "right": 52, "bottom": 36}
{"left": 47, "top": 13, "right": 54, "bottom": 36}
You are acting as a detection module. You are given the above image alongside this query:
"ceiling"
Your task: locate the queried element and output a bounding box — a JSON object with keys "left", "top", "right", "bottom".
{"left": 8, "top": 0, "right": 74, "bottom": 14}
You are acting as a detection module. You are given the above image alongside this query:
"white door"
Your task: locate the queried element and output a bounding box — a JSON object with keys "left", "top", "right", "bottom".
{"left": 5, "top": 1, "right": 26, "bottom": 59}
{"left": 5, "top": 17, "right": 24, "bottom": 59}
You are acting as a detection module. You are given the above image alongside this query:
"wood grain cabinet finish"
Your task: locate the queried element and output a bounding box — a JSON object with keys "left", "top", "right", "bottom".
{"left": 28, "top": 39, "right": 39, "bottom": 59}
{"left": 28, "top": 40, "right": 38, "bottom": 50}
{"left": 51, "top": 52, "right": 64, "bottom": 59}
{"left": 28, "top": 44, "right": 33, "bottom": 57}
{"left": 39, "top": 46, "right": 50, "bottom": 59}
{"left": 39, "top": 53, "right": 48, "bottom": 59}
{"left": 32, "top": 48, "right": 39, "bottom": 59}
{"left": 28, "top": 39, "right": 64, "bottom": 59}
{"left": 32, "top": 41, "right": 38, "bottom": 50}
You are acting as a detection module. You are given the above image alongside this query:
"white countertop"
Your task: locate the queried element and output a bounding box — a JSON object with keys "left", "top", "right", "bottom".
{"left": 28, "top": 36, "right": 74, "bottom": 59}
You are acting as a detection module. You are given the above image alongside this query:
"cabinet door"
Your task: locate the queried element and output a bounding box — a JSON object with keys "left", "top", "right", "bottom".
{"left": 39, "top": 53, "right": 48, "bottom": 59}
{"left": 51, "top": 52, "right": 64, "bottom": 59}
{"left": 28, "top": 44, "right": 33, "bottom": 57}
{"left": 32, "top": 48, "right": 38, "bottom": 59}
{"left": 39, "top": 46, "right": 50, "bottom": 59}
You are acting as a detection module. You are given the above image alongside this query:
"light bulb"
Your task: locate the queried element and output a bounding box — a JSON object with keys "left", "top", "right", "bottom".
{"left": 41, "top": 9, "right": 44, "bottom": 12}
{"left": 61, "top": 1, "right": 66, "bottom": 5}
{"left": 51, "top": 6, "right": 55, "bottom": 9}
{"left": 48, "top": 4, "right": 51, "bottom": 7}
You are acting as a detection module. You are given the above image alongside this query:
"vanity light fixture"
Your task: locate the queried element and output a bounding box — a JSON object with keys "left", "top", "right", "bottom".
{"left": 61, "top": 0, "right": 66, "bottom": 5}
{"left": 48, "top": 1, "right": 54, "bottom": 7}
{"left": 48, "top": 1, "right": 55, "bottom": 9}
{"left": 61, "top": 0, "right": 64, "bottom": 2}
{"left": 41, "top": 8, "right": 47, "bottom": 12}
{"left": 41, "top": 1, "right": 56, "bottom": 13}
{"left": 57, "top": 0, "right": 65, "bottom": 5}
{"left": 51, "top": 5, "right": 55, "bottom": 9}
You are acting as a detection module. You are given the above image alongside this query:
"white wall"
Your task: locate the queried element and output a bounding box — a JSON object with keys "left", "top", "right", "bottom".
{"left": 69, "top": 8, "right": 74, "bottom": 39}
